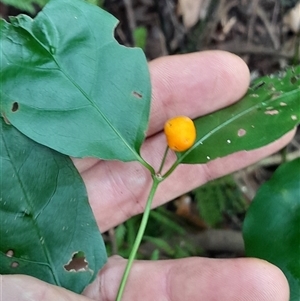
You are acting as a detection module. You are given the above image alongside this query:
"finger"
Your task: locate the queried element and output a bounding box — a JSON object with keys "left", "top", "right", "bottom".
{"left": 76, "top": 51, "right": 294, "bottom": 232}
{"left": 148, "top": 50, "right": 250, "bottom": 135}
{"left": 83, "top": 129, "right": 295, "bottom": 231}
{"left": 146, "top": 130, "right": 296, "bottom": 209}
{"left": 83, "top": 256, "right": 289, "bottom": 301}
{"left": 73, "top": 50, "right": 250, "bottom": 173}
{"left": 1, "top": 274, "right": 92, "bottom": 301}
{"left": 79, "top": 51, "right": 253, "bottom": 229}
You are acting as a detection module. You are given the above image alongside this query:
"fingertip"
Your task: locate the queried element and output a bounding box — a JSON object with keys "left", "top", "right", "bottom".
{"left": 167, "top": 257, "right": 290, "bottom": 301}
{"left": 206, "top": 50, "right": 250, "bottom": 103}
{"left": 244, "top": 258, "right": 290, "bottom": 301}
{"left": 148, "top": 50, "right": 250, "bottom": 134}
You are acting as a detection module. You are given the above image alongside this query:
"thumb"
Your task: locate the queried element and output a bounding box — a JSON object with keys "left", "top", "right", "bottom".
{"left": 1, "top": 274, "right": 93, "bottom": 301}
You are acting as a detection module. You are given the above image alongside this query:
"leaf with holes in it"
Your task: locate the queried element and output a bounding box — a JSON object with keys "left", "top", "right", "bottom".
{"left": 243, "top": 158, "right": 300, "bottom": 301}
{"left": 0, "top": 118, "right": 107, "bottom": 293}
{"left": 176, "top": 65, "right": 300, "bottom": 164}
{"left": 0, "top": 0, "right": 151, "bottom": 162}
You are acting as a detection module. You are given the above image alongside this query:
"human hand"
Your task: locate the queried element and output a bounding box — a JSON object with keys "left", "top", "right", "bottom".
{"left": 1, "top": 51, "right": 291, "bottom": 301}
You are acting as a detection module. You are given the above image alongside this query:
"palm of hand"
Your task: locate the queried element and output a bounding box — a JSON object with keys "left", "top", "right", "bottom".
{"left": 2, "top": 51, "right": 291, "bottom": 301}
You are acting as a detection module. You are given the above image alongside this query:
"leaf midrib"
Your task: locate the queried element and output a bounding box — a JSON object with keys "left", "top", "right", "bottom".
{"left": 179, "top": 88, "right": 300, "bottom": 164}
{"left": 13, "top": 21, "right": 142, "bottom": 162}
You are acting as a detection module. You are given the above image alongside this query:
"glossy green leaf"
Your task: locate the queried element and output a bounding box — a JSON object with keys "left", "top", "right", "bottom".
{"left": 0, "top": 118, "right": 107, "bottom": 293}
{"left": 177, "top": 65, "right": 300, "bottom": 164}
{"left": 0, "top": 0, "right": 151, "bottom": 162}
{"left": 243, "top": 159, "right": 300, "bottom": 301}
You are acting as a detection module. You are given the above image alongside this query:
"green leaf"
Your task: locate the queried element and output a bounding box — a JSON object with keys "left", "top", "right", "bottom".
{"left": 150, "top": 208, "right": 186, "bottom": 236}
{"left": 0, "top": 118, "right": 107, "bottom": 293}
{"left": 143, "top": 236, "right": 175, "bottom": 257}
{"left": 0, "top": 0, "right": 151, "bottom": 162}
{"left": 194, "top": 175, "right": 247, "bottom": 227}
{"left": 134, "top": 26, "right": 147, "bottom": 50}
{"left": 243, "top": 159, "right": 300, "bottom": 301}
{"left": 177, "top": 65, "right": 300, "bottom": 164}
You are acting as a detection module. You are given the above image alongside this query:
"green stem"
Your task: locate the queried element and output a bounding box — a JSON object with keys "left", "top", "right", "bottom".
{"left": 115, "top": 177, "right": 160, "bottom": 301}
{"left": 158, "top": 146, "right": 169, "bottom": 175}
{"left": 162, "top": 160, "right": 179, "bottom": 180}
{"left": 138, "top": 157, "right": 156, "bottom": 175}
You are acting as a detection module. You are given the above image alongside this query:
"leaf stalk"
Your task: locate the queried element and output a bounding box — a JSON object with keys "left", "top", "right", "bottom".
{"left": 115, "top": 176, "right": 160, "bottom": 301}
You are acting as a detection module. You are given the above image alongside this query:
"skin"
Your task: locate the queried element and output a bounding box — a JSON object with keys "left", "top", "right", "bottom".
{"left": 1, "top": 51, "right": 291, "bottom": 301}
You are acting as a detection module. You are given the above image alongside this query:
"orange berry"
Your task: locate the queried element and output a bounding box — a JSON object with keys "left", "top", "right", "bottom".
{"left": 164, "top": 116, "right": 196, "bottom": 152}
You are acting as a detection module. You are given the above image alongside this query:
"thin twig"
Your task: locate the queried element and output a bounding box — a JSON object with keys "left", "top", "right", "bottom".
{"left": 203, "top": 41, "right": 294, "bottom": 59}
{"left": 246, "top": 0, "right": 259, "bottom": 47}
{"left": 257, "top": 3, "right": 280, "bottom": 49}
{"left": 123, "top": 0, "right": 136, "bottom": 46}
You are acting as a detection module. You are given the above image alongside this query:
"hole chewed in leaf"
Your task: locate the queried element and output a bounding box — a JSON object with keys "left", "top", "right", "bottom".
{"left": 132, "top": 91, "right": 143, "bottom": 99}
{"left": 11, "top": 261, "right": 19, "bottom": 268}
{"left": 265, "top": 110, "right": 279, "bottom": 115}
{"left": 64, "top": 251, "right": 89, "bottom": 272}
{"left": 252, "top": 81, "right": 265, "bottom": 90}
{"left": 6, "top": 250, "right": 14, "bottom": 257}
{"left": 238, "top": 129, "right": 246, "bottom": 137}
{"left": 11, "top": 102, "right": 19, "bottom": 112}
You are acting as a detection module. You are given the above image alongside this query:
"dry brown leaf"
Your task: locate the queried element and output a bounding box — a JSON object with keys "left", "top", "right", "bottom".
{"left": 178, "top": 0, "right": 210, "bottom": 29}
{"left": 284, "top": 2, "right": 300, "bottom": 34}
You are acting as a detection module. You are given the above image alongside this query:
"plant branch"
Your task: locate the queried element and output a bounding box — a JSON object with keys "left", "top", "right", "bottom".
{"left": 162, "top": 159, "right": 179, "bottom": 179}
{"left": 115, "top": 176, "right": 160, "bottom": 301}
{"left": 158, "top": 146, "right": 169, "bottom": 175}
{"left": 138, "top": 157, "right": 156, "bottom": 175}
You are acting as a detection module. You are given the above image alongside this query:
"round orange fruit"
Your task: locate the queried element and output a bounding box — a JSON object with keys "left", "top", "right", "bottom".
{"left": 164, "top": 116, "right": 196, "bottom": 152}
